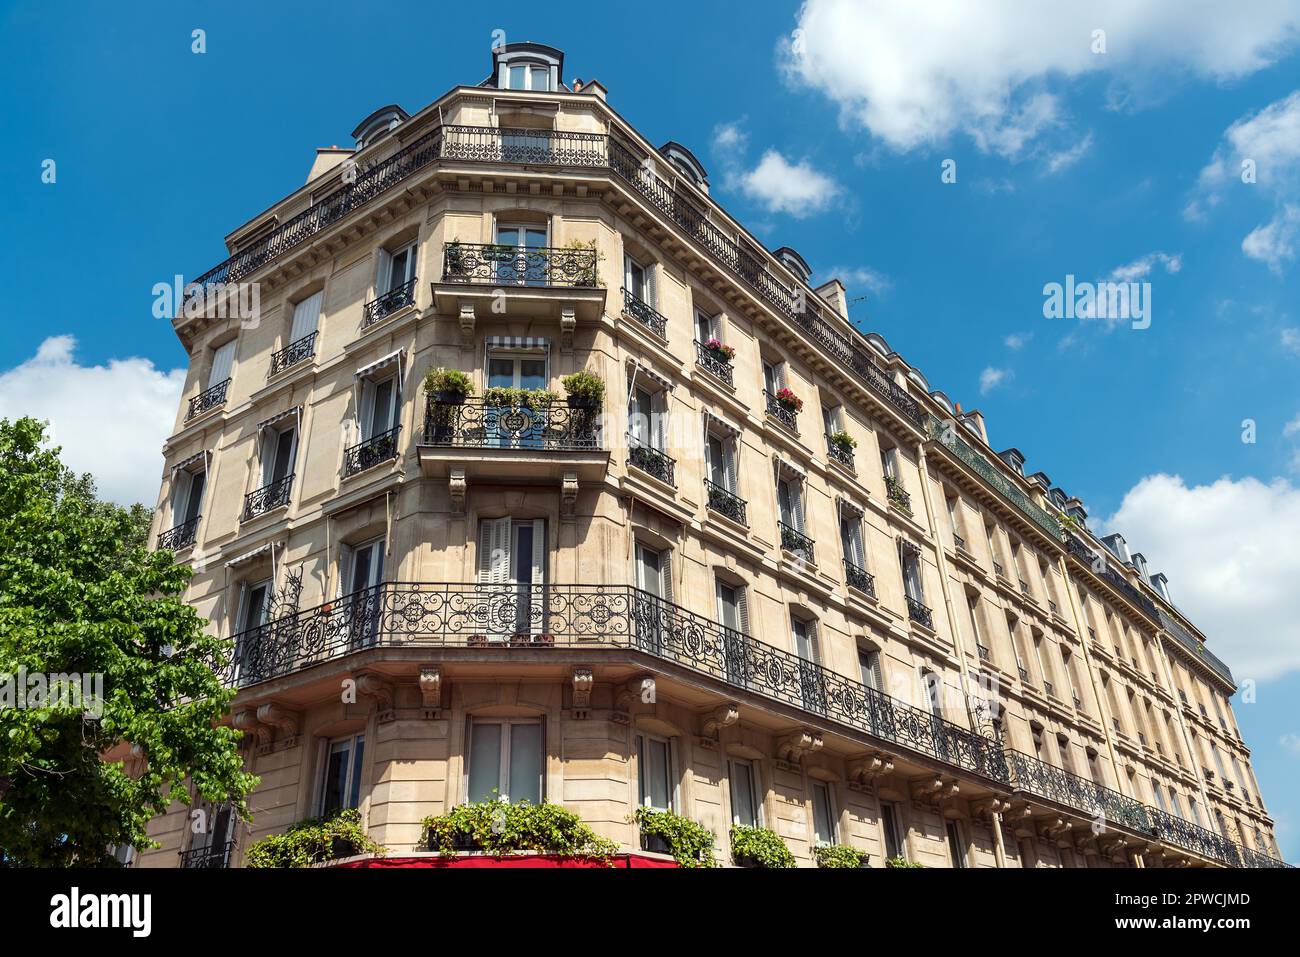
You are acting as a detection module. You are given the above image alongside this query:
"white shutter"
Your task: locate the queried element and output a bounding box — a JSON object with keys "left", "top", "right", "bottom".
{"left": 646, "top": 264, "right": 657, "bottom": 309}
{"left": 336, "top": 544, "right": 352, "bottom": 599}
{"left": 208, "top": 341, "right": 236, "bottom": 387}
{"left": 736, "top": 587, "right": 749, "bottom": 635}
{"left": 724, "top": 438, "right": 738, "bottom": 492}
{"left": 529, "top": 519, "right": 545, "bottom": 634}
{"left": 375, "top": 248, "right": 393, "bottom": 295}
{"left": 476, "top": 518, "right": 512, "bottom": 584}
{"left": 660, "top": 550, "right": 674, "bottom": 605}
{"left": 792, "top": 480, "right": 806, "bottom": 534}
{"left": 652, "top": 391, "right": 667, "bottom": 451}
{"left": 260, "top": 428, "right": 276, "bottom": 487}
{"left": 289, "top": 290, "right": 323, "bottom": 343}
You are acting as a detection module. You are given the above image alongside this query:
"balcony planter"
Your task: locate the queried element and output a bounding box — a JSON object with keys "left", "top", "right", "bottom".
{"left": 422, "top": 800, "right": 618, "bottom": 860}
{"left": 729, "top": 824, "right": 795, "bottom": 869}
{"left": 633, "top": 807, "right": 717, "bottom": 868}
{"left": 828, "top": 430, "right": 856, "bottom": 453}
{"left": 701, "top": 338, "right": 735, "bottom": 363}
{"left": 425, "top": 368, "right": 474, "bottom": 407}
{"left": 640, "top": 833, "right": 672, "bottom": 854}
{"left": 774, "top": 388, "right": 803, "bottom": 414}
{"left": 814, "top": 843, "right": 869, "bottom": 869}
{"left": 562, "top": 370, "right": 605, "bottom": 410}
{"left": 245, "top": 809, "right": 385, "bottom": 868}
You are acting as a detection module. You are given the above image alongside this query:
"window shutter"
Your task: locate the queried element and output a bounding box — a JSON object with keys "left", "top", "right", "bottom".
{"left": 660, "top": 550, "right": 674, "bottom": 605}
{"left": 260, "top": 428, "right": 276, "bottom": 487}
{"left": 736, "top": 587, "right": 749, "bottom": 635}
{"left": 208, "top": 341, "right": 236, "bottom": 387}
{"left": 375, "top": 247, "right": 393, "bottom": 295}
{"left": 870, "top": 652, "right": 884, "bottom": 691}
{"left": 476, "top": 518, "right": 512, "bottom": 585}
{"left": 646, "top": 265, "right": 657, "bottom": 309}
{"left": 652, "top": 391, "right": 668, "bottom": 451}
{"left": 792, "top": 479, "right": 806, "bottom": 533}
{"left": 289, "top": 290, "right": 323, "bottom": 343}
{"left": 725, "top": 438, "right": 738, "bottom": 492}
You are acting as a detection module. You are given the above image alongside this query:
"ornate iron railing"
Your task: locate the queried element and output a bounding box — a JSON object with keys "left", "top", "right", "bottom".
{"left": 180, "top": 839, "right": 236, "bottom": 869}
{"left": 976, "top": 644, "right": 991, "bottom": 662}
{"left": 157, "top": 517, "right": 200, "bottom": 551}
{"left": 705, "top": 479, "right": 747, "bottom": 525}
{"left": 1065, "top": 536, "right": 1160, "bottom": 622}
{"left": 423, "top": 397, "right": 599, "bottom": 451}
{"left": 1006, "top": 750, "right": 1150, "bottom": 832}
{"left": 187, "top": 378, "right": 230, "bottom": 420}
{"left": 442, "top": 241, "right": 597, "bottom": 287}
{"left": 905, "top": 596, "right": 933, "bottom": 629}
{"left": 1158, "top": 609, "right": 1235, "bottom": 686}
{"left": 363, "top": 277, "right": 416, "bottom": 326}
{"left": 779, "top": 522, "right": 814, "bottom": 563}
{"left": 242, "top": 474, "right": 294, "bottom": 520}
{"left": 627, "top": 434, "right": 676, "bottom": 486}
{"left": 1148, "top": 807, "right": 1240, "bottom": 867}
{"left": 826, "top": 438, "right": 855, "bottom": 469}
{"left": 764, "top": 390, "right": 799, "bottom": 431}
{"left": 622, "top": 287, "right": 667, "bottom": 338}
{"left": 440, "top": 124, "right": 609, "bottom": 167}
{"left": 693, "top": 340, "right": 734, "bottom": 386}
{"left": 343, "top": 426, "right": 401, "bottom": 476}
{"left": 269, "top": 332, "right": 317, "bottom": 376}
{"left": 844, "top": 560, "right": 876, "bottom": 596}
{"left": 884, "top": 475, "right": 911, "bottom": 512}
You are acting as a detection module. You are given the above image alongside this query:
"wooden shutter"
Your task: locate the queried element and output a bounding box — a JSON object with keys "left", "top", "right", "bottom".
{"left": 868, "top": 651, "right": 884, "bottom": 691}
{"left": 529, "top": 518, "right": 546, "bottom": 633}
{"left": 724, "top": 437, "right": 738, "bottom": 492}
{"left": 208, "top": 341, "right": 236, "bottom": 387}
{"left": 736, "top": 586, "right": 749, "bottom": 635}
{"left": 792, "top": 479, "right": 806, "bottom": 533}
{"left": 660, "top": 549, "right": 674, "bottom": 605}
{"left": 289, "top": 290, "right": 323, "bottom": 343}
{"left": 476, "top": 518, "right": 512, "bottom": 584}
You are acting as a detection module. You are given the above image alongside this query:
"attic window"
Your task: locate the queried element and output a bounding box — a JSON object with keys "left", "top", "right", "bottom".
{"left": 658, "top": 142, "right": 709, "bottom": 191}
{"left": 506, "top": 62, "right": 551, "bottom": 91}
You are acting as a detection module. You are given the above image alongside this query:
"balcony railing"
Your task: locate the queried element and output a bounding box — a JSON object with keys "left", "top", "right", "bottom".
{"left": 778, "top": 522, "right": 814, "bottom": 563}
{"left": 343, "top": 426, "right": 401, "bottom": 476}
{"left": 242, "top": 474, "right": 294, "bottom": 521}
{"left": 764, "top": 390, "right": 799, "bottom": 431}
{"left": 269, "top": 332, "right": 318, "bottom": 376}
{"left": 905, "top": 596, "right": 933, "bottom": 629}
{"left": 844, "top": 560, "right": 876, "bottom": 597}
{"left": 179, "top": 839, "right": 236, "bottom": 869}
{"left": 826, "top": 438, "right": 855, "bottom": 470}
{"left": 1065, "top": 536, "right": 1161, "bottom": 622}
{"left": 884, "top": 475, "right": 911, "bottom": 512}
{"left": 627, "top": 434, "right": 676, "bottom": 486}
{"left": 693, "top": 340, "right": 734, "bottom": 386}
{"left": 442, "top": 241, "right": 597, "bottom": 287}
{"left": 363, "top": 277, "right": 416, "bottom": 326}
{"left": 157, "top": 516, "right": 200, "bottom": 551}
{"left": 704, "top": 479, "right": 747, "bottom": 525}
{"left": 423, "top": 397, "right": 599, "bottom": 451}
{"left": 187, "top": 378, "right": 230, "bottom": 420}
{"left": 1158, "top": 608, "right": 1235, "bottom": 686}
{"left": 976, "top": 644, "right": 991, "bottom": 662}
{"left": 621, "top": 287, "right": 667, "bottom": 338}
{"left": 1006, "top": 750, "right": 1150, "bottom": 832}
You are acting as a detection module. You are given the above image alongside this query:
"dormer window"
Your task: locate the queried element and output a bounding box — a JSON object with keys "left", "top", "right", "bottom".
{"left": 658, "top": 142, "right": 709, "bottom": 192}
{"left": 351, "top": 105, "right": 410, "bottom": 150}
{"left": 491, "top": 43, "right": 563, "bottom": 92}
{"left": 507, "top": 62, "right": 551, "bottom": 91}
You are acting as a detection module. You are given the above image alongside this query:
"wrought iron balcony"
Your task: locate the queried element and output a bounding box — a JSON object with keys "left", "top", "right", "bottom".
{"left": 423, "top": 397, "right": 599, "bottom": 451}
{"left": 705, "top": 479, "right": 747, "bottom": 525}
{"left": 621, "top": 287, "right": 667, "bottom": 338}
{"left": 1158, "top": 608, "right": 1235, "bottom": 686}
{"left": 1006, "top": 749, "right": 1150, "bottom": 833}
{"left": 242, "top": 474, "right": 294, "bottom": 521}
{"left": 1018, "top": 666, "right": 1029, "bottom": 682}
{"left": 627, "top": 434, "right": 676, "bottom": 486}
{"left": 953, "top": 531, "right": 966, "bottom": 550}
{"left": 905, "top": 596, "right": 933, "bottom": 628}
{"left": 993, "top": 560, "right": 1006, "bottom": 578}
{"left": 180, "top": 839, "right": 235, "bottom": 869}
{"left": 1048, "top": 599, "right": 1059, "bottom": 615}
{"left": 778, "top": 522, "right": 814, "bottom": 563}
{"left": 187, "top": 378, "right": 230, "bottom": 420}
{"left": 157, "top": 516, "right": 200, "bottom": 551}
{"left": 343, "top": 426, "right": 401, "bottom": 476}
{"left": 1065, "top": 536, "right": 1160, "bottom": 621}
{"left": 764, "top": 390, "right": 799, "bottom": 431}
{"left": 1044, "top": 680, "right": 1055, "bottom": 697}
{"left": 976, "top": 643, "right": 991, "bottom": 662}
{"left": 269, "top": 332, "right": 317, "bottom": 376}
{"left": 884, "top": 475, "right": 911, "bottom": 512}
{"left": 442, "top": 242, "right": 597, "bottom": 287}
{"left": 844, "top": 559, "right": 875, "bottom": 597}
{"left": 1018, "top": 578, "right": 1031, "bottom": 595}
{"left": 363, "top": 277, "right": 416, "bottom": 326}
{"left": 693, "top": 339, "right": 734, "bottom": 386}
{"left": 826, "top": 437, "right": 855, "bottom": 469}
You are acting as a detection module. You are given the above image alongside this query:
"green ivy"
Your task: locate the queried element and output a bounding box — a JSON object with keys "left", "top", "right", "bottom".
{"left": 729, "top": 824, "right": 796, "bottom": 868}
{"left": 560, "top": 370, "right": 606, "bottom": 404}
{"left": 633, "top": 807, "right": 716, "bottom": 868}
{"left": 814, "top": 842, "right": 868, "bottom": 868}
{"left": 421, "top": 800, "right": 618, "bottom": 862}
{"left": 245, "top": 808, "right": 385, "bottom": 868}
{"left": 885, "top": 854, "right": 924, "bottom": 868}
{"left": 423, "top": 367, "right": 474, "bottom": 397}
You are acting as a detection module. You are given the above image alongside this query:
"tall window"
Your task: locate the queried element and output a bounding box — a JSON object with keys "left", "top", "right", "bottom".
{"left": 628, "top": 383, "right": 667, "bottom": 453}
{"left": 624, "top": 254, "right": 652, "bottom": 305}
{"left": 495, "top": 223, "right": 548, "bottom": 284}
{"left": 762, "top": 359, "right": 784, "bottom": 397}
{"left": 288, "top": 289, "right": 323, "bottom": 345}
{"left": 880, "top": 444, "right": 899, "bottom": 481}
{"left": 704, "top": 427, "right": 737, "bottom": 493}
{"left": 208, "top": 339, "right": 236, "bottom": 389}
{"left": 921, "top": 669, "right": 943, "bottom": 718}
{"left": 506, "top": 62, "right": 551, "bottom": 91}
{"left": 378, "top": 241, "right": 415, "bottom": 296}
{"left": 811, "top": 781, "right": 836, "bottom": 845}
{"left": 259, "top": 420, "right": 297, "bottom": 490}
{"left": 792, "top": 614, "right": 824, "bottom": 712}
{"left": 487, "top": 346, "right": 548, "bottom": 447}
{"left": 880, "top": 802, "right": 903, "bottom": 860}
{"left": 636, "top": 734, "right": 674, "bottom": 811}
{"left": 1057, "top": 734, "right": 1075, "bottom": 775}
{"left": 359, "top": 373, "right": 398, "bottom": 441}
{"left": 945, "top": 820, "right": 966, "bottom": 868}
{"left": 840, "top": 511, "right": 866, "bottom": 570}
{"left": 477, "top": 518, "right": 546, "bottom": 638}
{"left": 467, "top": 718, "right": 543, "bottom": 804}
{"left": 341, "top": 537, "right": 384, "bottom": 646}
{"left": 172, "top": 465, "right": 206, "bottom": 528}
{"left": 729, "top": 759, "right": 759, "bottom": 826}
{"left": 321, "top": 734, "right": 365, "bottom": 815}
{"left": 898, "top": 542, "right": 925, "bottom": 604}
{"left": 715, "top": 579, "right": 747, "bottom": 634}
{"left": 858, "top": 646, "right": 884, "bottom": 691}
{"left": 695, "top": 308, "right": 716, "bottom": 344}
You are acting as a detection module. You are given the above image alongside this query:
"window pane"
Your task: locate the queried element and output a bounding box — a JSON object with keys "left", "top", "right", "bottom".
{"left": 717, "top": 583, "right": 738, "bottom": 631}
{"left": 509, "top": 723, "right": 543, "bottom": 803}
{"left": 369, "top": 379, "right": 394, "bottom": 436}
{"left": 322, "top": 740, "right": 351, "bottom": 816}
{"left": 183, "top": 470, "right": 206, "bottom": 522}
{"left": 468, "top": 722, "right": 503, "bottom": 802}
{"left": 530, "top": 66, "right": 549, "bottom": 91}
{"left": 508, "top": 65, "right": 526, "bottom": 89}
{"left": 812, "top": 783, "right": 834, "bottom": 843}
{"left": 488, "top": 357, "right": 515, "bottom": 389}
{"left": 881, "top": 803, "right": 901, "bottom": 858}
{"left": 640, "top": 737, "right": 670, "bottom": 810}
{"left": 271, "top": 428, "right": 296, "bottom": 483}
{"left": 348, "top": 735, "right": 365, "bottom": 809}
{"left": 519, "top": 359, "right": 546, "bottom": 390}
{"left": 731, "top": 762, "right": 756, "bottom": 826}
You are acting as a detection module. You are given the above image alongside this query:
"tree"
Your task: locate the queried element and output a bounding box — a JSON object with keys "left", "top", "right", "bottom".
{"left": 0, "top": 417, "right": 257, "bottom": 866}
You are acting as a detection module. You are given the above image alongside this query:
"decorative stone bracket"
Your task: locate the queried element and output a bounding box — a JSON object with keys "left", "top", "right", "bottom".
{"left": 356, "top": 672, "right": 396, "bottom": 722}
{"left": 458, "top": 300, "right": 476, "bottom": 345}
{"left": 232, "top": 708, "right": 272, "bottom": 752}
{"left": 848, "top": 753, "right": 895, "bottom": 786}
{"left": 419, "top": 666, "right": 442, "bottom": 718}
{"left": 699, "top": 703, "right": 739, "bottom": 743}
{"left": 776, "top": 729, "right": 823, "bottom": 764}
{"left": 614, "top": 674, "right": 656, "bottom": 712}
{"left": 910, "top": 775, "right": 960, "bottom": 807}
{"left": 560, "top": 303, "right": 576, "bottom": 352}
{"left": 449, "top": 468, "right": 467, "bottom": 515}
{"left": 256, "top": 702, "right": 301, "bottom": 749}
{"left": 571, "top": 667, "right": 594, "bottom": 718}
{"left": 561, "top": 471, "right": 579, "bottom": 519}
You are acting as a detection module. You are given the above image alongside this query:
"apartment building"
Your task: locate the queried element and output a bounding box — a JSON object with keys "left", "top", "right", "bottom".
{"left": 140, "top": 41, "right": 1285, "bottom": 869}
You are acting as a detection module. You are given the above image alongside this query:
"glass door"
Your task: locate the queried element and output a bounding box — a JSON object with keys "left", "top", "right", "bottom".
{"left": 634, "top": 543, "right": 667, "bottom": 654}
{"left": 487, "top": 352, "right": 548, "bottom": 448}
{"left": 792, "top": 617, "right": 825, "bottom": 714}
{"left": 347, "top": 538, "right": 385, "bottom": 648}
{"left": 495, "top": 224, "right": 548, "bottom": 285}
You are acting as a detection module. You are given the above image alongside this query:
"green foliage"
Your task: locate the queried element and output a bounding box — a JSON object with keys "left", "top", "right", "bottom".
{"left": 421, "top": 800, "right": 617, "bottom": 862}
{"left": 482, "top": 386, "right": 558, "bottom": 410}
{"left": 244, "top": 808, "right": 384, "bottom": 868}
{"left": 828, "top": 429, "right": 857, "bottom": 451}
{"left": 885, "top": 855, "right": 924, "bottom": 868}
{"left": 423, "top": 367, "right": 474, "bottom": 397}
{"left": 561, "top": 370, "right": 605, "bottom": 404}
{"left": 0, "top": 417, "right": 257, "bottom": 866}
{"left": 729, "top": 824, "right": 796, "bottom": 868}
{"left": 814, "top": 842, "right": 868, "bottom": 868}
{"left": 561, "top": 238, "right": 603, "bottom": 285}
{"left": 633, "top": 807, "right": 716, "bottom": 868}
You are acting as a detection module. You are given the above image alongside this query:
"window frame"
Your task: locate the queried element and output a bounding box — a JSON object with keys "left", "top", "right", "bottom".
{"left": 465, "top": 716, "right": 544, "bottom": 804}
{"left": 635, "top": 732, "right": 676, "bottom": 812}
{"left": 318, "top": 732, "right": 366, "bottom": 817}
{"left": 728, "top": 758, "right": 760, "bottom": 827}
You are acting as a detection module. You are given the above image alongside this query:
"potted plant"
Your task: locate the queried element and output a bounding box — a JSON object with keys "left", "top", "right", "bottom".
{"left": 885, "top": 855, "right": 924, "bottom": 868}
{"left": 245, "top": 808, "right": 385, "bottom": 868}
{"left": 562, "top": 370, "right": 605, "bottom": 410}
{"left": 828, "top": 429, "right": 856, "bottom": 453}
{"left": 814, "top": 843, "right": 869, "bottom": 868}
{"left": 562, "top": 237, "right": 603, "bottom": 286}
{"left": 424, "top": 367, "right": 474, "bottom": 405}
{"left": 701, "top": 338, "right": 736, "bottom": 363}
{"left": 421, "top": 799, "right": 617, "bottom": 861}
{"left": 633, "top": 807, "right": 717, "bottom": 868}
{"left": 729, "top": 824, "right": 796, "bottom": 868}
{"left": 774, "top": 387, "right": 803, "bottom": 414}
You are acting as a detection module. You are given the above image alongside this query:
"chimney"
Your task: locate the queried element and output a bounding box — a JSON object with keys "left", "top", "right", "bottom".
{"left": 960, "top": 410, "right": 988, "bottom": 444}
{"left": 815, "top": 279, "right": 849, "bottom": 319}
{"left": 306, "top": 146, "right": 353, "bottom": 185}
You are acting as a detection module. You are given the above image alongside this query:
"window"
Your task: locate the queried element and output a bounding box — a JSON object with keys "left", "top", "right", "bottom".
{"left": 762, "top": 359, "right": 784, "bottom": 397}
{"left": 946, "top": 494, "right": 964, "bottom": 544}
{"left": 715, "top": 579, "right": 747, "bottom": 635}
{"left": 345, "top": 537, "right": 385, "bottom": 595}
{"left": 506, "top": 62, "right": 551, "bottom": 91}
{"left": 966, "top": 593, "right": 989, "bottom": 660}
{"left": 880, "top": 801, "right": 903, "bottom": 860}
{"left": 729, "top": 759, "right": 759, "bottom": 826}
{"left": 858, "top": 646, "right": 884, "bottom": 691}
{"left": 477, "top": 518, "right": 545, "bottom": 638}
{"left": 237, "top": 580, "right": 271, "bottom": 635}
{"left": 259, "top": 420, "right": 297, "bottom": 489}
{"left": 1151, "top": 780, "right": 1167, "bottom": 812}
{"left": 792, "top": 615, "right": 824, "bottom": 712}
{"left": 821, "top": 404, "right": 841, "bottom": 438}
{"left": 320, "top": 734, "right": 365, "bottom": 815}
{"left": 359, "top": 373, "right": 398, "bottom": 441}
{"left": 880, "top": 444, "right": 899, "bottom": 481}
{"left": 695, "top": 308, "right": 716, "bottom": 344}
{"left": 628, "top": 383, "right": 666, "bottom": 452}
{"left": 811, "top": 781, "right": 836, "bottom": 845}
{"left": 624, "top": 254, "right": 652, "bottom": 305}
{"left": 945, "top": 820, "right": 966, "bottom": 868}
{"left": 1168, "top": 787, "right": 1183, "bottom": 818}
{"left": 1031, "top": 723, "right": 1046, "bottom": 760}
{"left": 898, "top": 542, "right": 925, "bottom": 604}
{"left": 288, "top": 289, "right": 323, "bottom": 345}
{"left": 341, "top": 537, "right": 384, "bottom": 645}
{"left": 487, "top": 345, "right": 548, "bottom": 447}
{"left": 378, "top": 241, "right": 415, "bottom": 296}
{"left": 467, "top": 718, "right": 543, "bottom": 803}
{"left": 634, "top": 541, "right": 672, "bottom": 601}
{"left": 172, "top": 464, "right": 206, "bottom": 528}
{"left": 921, "top": 669, "right": 943, "bottom": 718}
{"left": 840, "top": 512, "right": 866, "bottom": 569}
{"left": 1057, "top": 734, "right": 1075, "bottom": 775}
{"left": 1087, "top": 748, "right": 1104, "bottom": 786}
{"left": 495, "top": 222, "right": 548, "bottom": 284}
{"left": 704, "top": 425, "right": 737, "bottom": 492}
{"left": 187, "top": 801, "right": 236, "bottom": 861}
{"left": 636, "top": 734, "right": 674, "bottom": 811}
{"left": 208, "top": 340, "right": 236, "bottom": 388}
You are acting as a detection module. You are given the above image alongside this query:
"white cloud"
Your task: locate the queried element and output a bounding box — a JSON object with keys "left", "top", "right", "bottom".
{"left": 1045, "top": 131, "right": 1094, "bottom": 174}
{"left": 1281, "top": 732, "right": 1300, "bottom": 756}
{"left": 1242, "top": 204, "right": 1300, "bottom": 271}
{"left": 1004, "top": 332, "right": 1032, "bottom": 350}
{"left": 783, "top": 0, "right": 1300, "bottom": 156}
{"left": 1108, "top": 251, "right": 1182, "bottom": 282}
{"left": 1285, "top": 413, "right": 1300, "bottom": 438}
{"left": 1102, "top": 473, "right": 1300, "bottom": 682}
{"left": 712, "top": 120, "right": 749, "bottom": 154}
{"left": 979, "top": 366, "right": 1010, "bottom": 394}
{"left": 1283, "top": 328, "right": 1300, "bottom": 354}
{"left": 825, "top": 264, "right": 891, "bottom": 297}
{"left": 0, "top": 336, "right": 183, "bottom": 506}
{"left": 736, "top": 150, "right": 841, "bottom": 217}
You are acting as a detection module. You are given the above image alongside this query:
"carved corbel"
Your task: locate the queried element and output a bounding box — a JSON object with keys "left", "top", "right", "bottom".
{"left": 356, "top": 673, "right": 396, "bottom": 721}
{"left": 1098, "top": 834, "right": 1130, "bottom": 862}
{"left": 232, "top": 709, "right": 272, "bottom": 750}
{"left": 560, "top": 471, "right": 579, "bottom": 519}
{"left": 256, "top": 702, "right": 301, "bottom": 747}
{"left": 700, "top": 703, "right": 739, "bottom": 739}
{"left": 419, "top": 666, "right": 442, "bottom": 716}
{"left": 449, "top": 468, "right": 467, "bottom": 515}
{"left": 971, "top": 797, "right": 1010, "bottom": 821}
{"left": 571, "top": 668, "right": 594, "bottom": 717}
{"left": 458, "top": 300, "right": 476, "bottom": 343}
{"left": 615, "top": 674, "right": 655, "bottom": 711}
{"left": 1036, "top": 816, "right": 1073, "bottom": 843}
{"left": 776, "top": 729, "right": 823, "bottom": 763}
{"left": 560, "top": 303, "right": 576, "bottom": 352}
{"left": 848, "top": 753, "right": 895, "bottom": 786}
{"left": 910, "top": 775, "right": 959, "bottom": 803}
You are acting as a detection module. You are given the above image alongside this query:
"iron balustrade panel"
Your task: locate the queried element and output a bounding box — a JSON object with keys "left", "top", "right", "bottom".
{"left": 1147, "top": 807, "right": 1236, "bottom": 865}
{"left": 778, "top": 522, "right": 815, "bottom": 564}
{"left": 187, "top": 378, "right": 231, "bottom": 420}
{"left": 1065, "top": 535, "right": 1160, "bottom": 621}
{"left": 884, "top": 475, "right": 911, "bottom": 511}
{"left": 343, "top": 426, "right": 401, "bottom": 476}
{"left": 424, "top": 397, "right": 599, "bottom": 451}
{"left": 826, "top": 440, "right": 855, "bottom": 469}
{"left": 363, "top": 278, "right": 416, "bottom": 326}
{"left": 764, "top": 390, "right": 799, "bottom": 431}
{"left": 621, "top": 287, "right": 667, "bottom": 338}
{"left": 440, "top": 125, "right": 609, "bottom": 167}
{"left": 269, "top": 332, "right": 318, "bottom": 376}
{"left": 693, "top": 340, "right": 735, "bottom": 386}
{"left": 844, "top": 560, "right": 876, "bottom": 597}
{"left": 705, "top": 479, "right": 747, "bottom": 525}
{"left": 1006, "top": 749, "right": 1150, "bottom": 832}
{"left": 1158, "top": 609, "right": 1236, "bottom": 686}
{"left": 179, "top": 840, "right": 236, "bottom": 869}
{"left": 627, "top": 434, "right": 676, "bottom": 486}
{"left": 242, "top": 474, "right": 294, "bottom": 521}
{"left": 905, "top": 596, "right": 934, "bottom": 628}
{"left": 157, "top": 517, "right": 200, "bottom": 551}
{"left": 442, "top": 242, "right": 597, "bottom": 287}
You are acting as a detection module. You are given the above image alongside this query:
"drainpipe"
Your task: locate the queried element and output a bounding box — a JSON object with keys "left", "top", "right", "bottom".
{"left": 990, "top": 810, "right": 1008, "bottom": 868}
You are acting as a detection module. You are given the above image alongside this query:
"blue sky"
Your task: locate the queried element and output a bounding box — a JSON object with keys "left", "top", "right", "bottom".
{"left": 1, "top": 0, "right": 1297, "bottom": 856}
